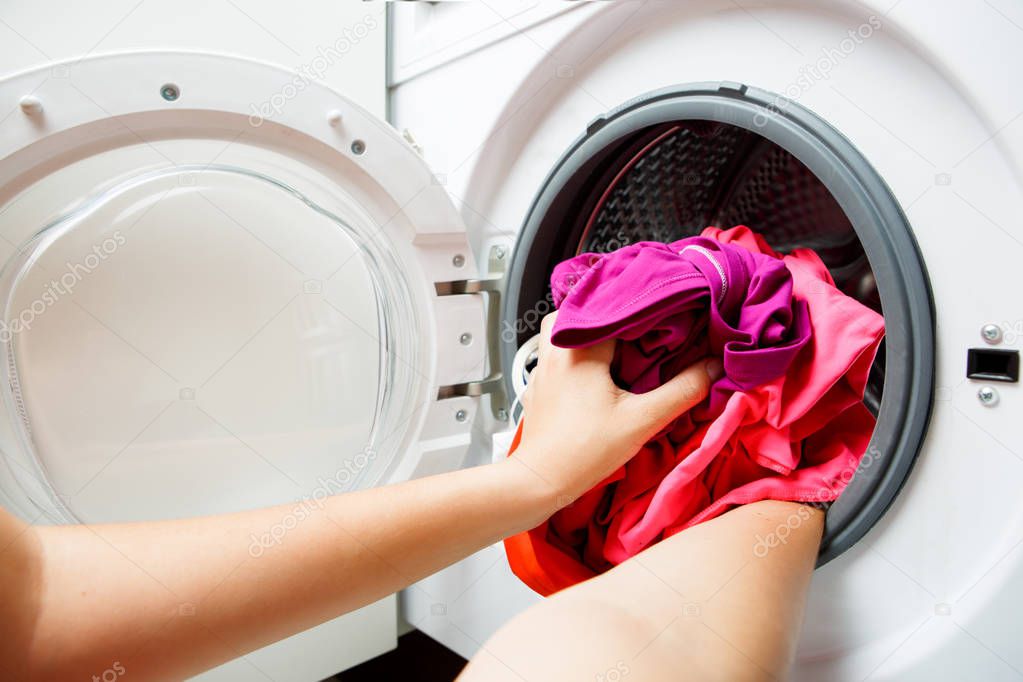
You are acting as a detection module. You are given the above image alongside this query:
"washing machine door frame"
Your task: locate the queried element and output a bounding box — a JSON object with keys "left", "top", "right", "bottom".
{"left": 0, "top": 50, "right": 507, "bottom": 522}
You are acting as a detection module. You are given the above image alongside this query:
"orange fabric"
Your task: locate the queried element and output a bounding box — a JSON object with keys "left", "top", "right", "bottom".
{"left": 502, "top": 421, "right": 598, "bottom": 595}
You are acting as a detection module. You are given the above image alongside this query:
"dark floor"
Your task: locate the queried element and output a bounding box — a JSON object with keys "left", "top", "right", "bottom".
{"left": 331, "top": 630, "right": 468, "bottom": 681}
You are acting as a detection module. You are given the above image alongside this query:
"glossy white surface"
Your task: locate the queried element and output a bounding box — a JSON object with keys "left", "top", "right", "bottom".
{"left": 0, "top": 1, "right": 1017, "bottom": 678}
{"left": 392, "top": 1, "right": 1023, "bottom": 678}
{"left": 0, "top": 51, "right": 487, "bottom": 522}
{"left": 0, "top": 0, "right": 388, "bottom": 119}
{"left": 0, "top": 163, "right": 402, "bottom": 522}
{"left": 0, "top": 37, "right": 477, "bottom": 679}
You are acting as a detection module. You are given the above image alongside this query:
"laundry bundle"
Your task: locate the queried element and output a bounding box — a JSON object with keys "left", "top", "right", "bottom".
{"left": 504, "top": 226, "right": 884, "bottom": 596}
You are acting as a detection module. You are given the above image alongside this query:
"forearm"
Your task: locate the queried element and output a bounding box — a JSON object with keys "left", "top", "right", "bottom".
{"left": 8, "top": 315, "right": 716, "bottom": 680}
{"left": 461, "top": 500, "right": 823, "bottom": 682}
{"left": 580, "top": 500, "right": 823, "bottom": 680}
{"left": 23, "top": 455, "right": 556, "bottom": 681}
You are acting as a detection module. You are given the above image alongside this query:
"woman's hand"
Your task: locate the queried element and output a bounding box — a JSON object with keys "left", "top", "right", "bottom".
{"left": 0, "top": 318, "right": 713, "bottom": 681}
{"left": 512, "top": 312, "right": 722, "bottom": 505}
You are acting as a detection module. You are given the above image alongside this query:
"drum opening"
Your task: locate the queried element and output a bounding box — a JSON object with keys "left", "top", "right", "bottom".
{"left": 503, "top": 83, "right": 934, "bottom": 563}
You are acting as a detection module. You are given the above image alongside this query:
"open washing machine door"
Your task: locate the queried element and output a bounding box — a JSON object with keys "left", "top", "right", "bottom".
{"left": 0, "top": 51, "right": 499, "bottom": 680}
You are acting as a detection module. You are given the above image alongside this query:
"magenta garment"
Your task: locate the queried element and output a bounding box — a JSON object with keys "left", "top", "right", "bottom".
{"left": 504, "top": 226, "right": 884, "bottom": 594}
{"left": 551, "top": 235, "right": 812, "bottom": 400}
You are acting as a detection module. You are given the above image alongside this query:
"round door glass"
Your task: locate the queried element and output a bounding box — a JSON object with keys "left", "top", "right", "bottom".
{"left": 0, "top": 159, "right": 423, "bottom": 523}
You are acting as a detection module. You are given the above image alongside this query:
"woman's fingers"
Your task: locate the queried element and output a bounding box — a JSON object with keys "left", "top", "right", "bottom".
{"left": 512, "top": 315, "right": 724, "bottom": 502}
{"left": 624, "top": 358, "right": 721, "bottom": 434}
{"left": 527, "top": 312, "right": 720, "bottom": 440}
{"left": 537, "top": 312, "right": 615, "bottom": 370}
{"left": 573, "top": 338, "right": 616, "bottom": 367}
{"left": 537, "top": 311, "right": 559, "bottom": 359}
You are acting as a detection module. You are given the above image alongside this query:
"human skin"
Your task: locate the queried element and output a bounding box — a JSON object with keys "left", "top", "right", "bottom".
{"left": 0, "top": 312, "right": 718, "bottom": 680}
{"left": 458, "top": 499, "right": 824, "bottom": 682}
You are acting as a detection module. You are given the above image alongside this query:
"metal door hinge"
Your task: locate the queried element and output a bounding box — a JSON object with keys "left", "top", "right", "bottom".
{"left": 434, "top": 245, "right": 509, "bottom": 421}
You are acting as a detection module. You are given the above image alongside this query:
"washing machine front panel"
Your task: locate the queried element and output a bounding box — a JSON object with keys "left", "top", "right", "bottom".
{"left": 393, "top": 1, "right": 1023, "bottom": 678}
{"left": 0, "top": 52, "right": 487, "bottom": 526}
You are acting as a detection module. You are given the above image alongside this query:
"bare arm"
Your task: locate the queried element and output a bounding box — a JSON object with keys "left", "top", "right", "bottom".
{"left": 459, "top": 499, "right": 824, "bottom": 682}
{"left": 1, "top": 312, "right": 715, "bottom": 680}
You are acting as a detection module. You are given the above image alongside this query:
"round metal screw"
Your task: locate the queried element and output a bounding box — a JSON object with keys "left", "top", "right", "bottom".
{"left": 160, "top": 84, "right": 180, "bottom": 102}
{"left": 981, "top": 324, "right": 1002, "bottom": 345}
{"left": 452, "top": 254, "right": 465, "bottom": 268}
{"left": 455, "top": 409, "right": 467, "bottom": 422}
{"left": 494, "top": 246, "right": 507, "bottom": 260}
{"left": 459, "top": 332, "right": 472, "bottom": 346}
{"left": 351, "top": 139, "right": 366, "bottom": 155}
{"left": 496, "top": 408, "right": 509, "bottom": 421}
{"left": 978, "top": 385, "right": 999, "bottom": 407}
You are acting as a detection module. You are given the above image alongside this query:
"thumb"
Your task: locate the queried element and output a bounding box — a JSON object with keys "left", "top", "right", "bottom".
{"left": 626, "top": 358, "right": 721, "bottom": 432}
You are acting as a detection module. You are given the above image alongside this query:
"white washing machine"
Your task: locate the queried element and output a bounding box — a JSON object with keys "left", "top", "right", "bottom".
{"left": 389, "top": 1, "right": 1023, "bottom": 680}
{"left": 0, "top": 1, "right": 1020, "bottom": 681}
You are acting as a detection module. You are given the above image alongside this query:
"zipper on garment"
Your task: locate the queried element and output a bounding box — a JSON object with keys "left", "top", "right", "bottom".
{"left": 680, "top": 244, "right": 728, "bottom": 304}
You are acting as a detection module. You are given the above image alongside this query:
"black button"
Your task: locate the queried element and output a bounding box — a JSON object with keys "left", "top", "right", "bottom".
{"left": 967, "top": 348, "right": 1020, "bottom": 383}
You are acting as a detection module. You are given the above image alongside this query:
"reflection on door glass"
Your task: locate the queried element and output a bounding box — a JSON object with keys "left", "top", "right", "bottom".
{"left": 0, "top": 165, "right": 423, "bottom": 523}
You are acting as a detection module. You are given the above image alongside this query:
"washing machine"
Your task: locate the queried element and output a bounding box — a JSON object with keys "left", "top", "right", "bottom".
{"left": 389, "top": 1, "right": 1023, "bottom": 680}
{"left": 0, "top": 1, "right": 1020, "bottom": 681}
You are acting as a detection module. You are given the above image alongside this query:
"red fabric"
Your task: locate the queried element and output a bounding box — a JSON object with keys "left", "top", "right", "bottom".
{"left": 504, "top": 227, "right": 884, "bottom": 596}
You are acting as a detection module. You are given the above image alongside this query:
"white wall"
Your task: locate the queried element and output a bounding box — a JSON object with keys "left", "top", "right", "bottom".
{"left": 0, "top": 0, "right": 386, "bottom": 118}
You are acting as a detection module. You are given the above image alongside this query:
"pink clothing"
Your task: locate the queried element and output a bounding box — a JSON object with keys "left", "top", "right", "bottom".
{"left": 504, "top": 226, "right": 884, "bottom": 595}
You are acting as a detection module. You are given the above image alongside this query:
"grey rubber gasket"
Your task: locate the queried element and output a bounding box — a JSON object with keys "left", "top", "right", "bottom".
{"left": 501, "top": 82, "right": 935, "bottom": 565}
